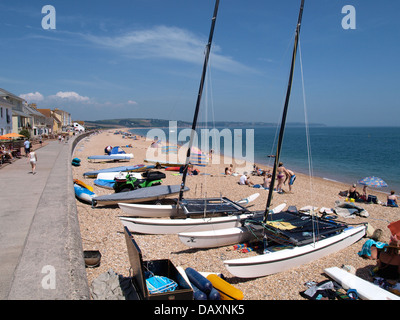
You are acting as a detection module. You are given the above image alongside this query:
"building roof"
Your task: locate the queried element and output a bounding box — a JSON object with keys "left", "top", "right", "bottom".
{"left": 0, "top": 88, "right": 25, "bottom": 102}
{"left": 12, "top": 109, "right": 30, "bottom": 117}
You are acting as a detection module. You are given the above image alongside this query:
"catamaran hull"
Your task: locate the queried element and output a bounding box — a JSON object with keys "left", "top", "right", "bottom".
{"left": 177, "top": 203, "right": 286, "bottom": 248}
{"left": 119, "top": 213, "right": 253, "bottom": 234}
{"left": 117, "top": 193, "right": 260, "bottom": 218}
{"left": 92, "top": 185, "right": 188, "bottom": 206}
{"left": 178, "top": 226, "right": 260, "bottom": 249}
{"left": 118, "top": 202, "right": 183, "bottom": 217}
{"left": 223, "top": 225, "right": 366, "bottom": 278}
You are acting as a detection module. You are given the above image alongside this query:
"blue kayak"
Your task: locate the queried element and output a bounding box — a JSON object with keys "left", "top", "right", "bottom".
{"left": 74, "top": 184, "right": 97, "bottom": 204}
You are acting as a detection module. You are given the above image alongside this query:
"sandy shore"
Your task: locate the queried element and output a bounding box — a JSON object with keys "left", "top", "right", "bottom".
{"left": 72, "top": 129, "right": 399, "bottom": 300}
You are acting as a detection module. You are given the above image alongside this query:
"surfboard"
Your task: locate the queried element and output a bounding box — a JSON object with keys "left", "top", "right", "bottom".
{"left": 324, "top": 267, "right": 400, "bottom": 300}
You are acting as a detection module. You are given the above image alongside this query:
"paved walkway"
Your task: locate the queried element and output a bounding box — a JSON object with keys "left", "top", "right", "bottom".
{"left": 0, "top": 136, "right": 90, "bottom": 300}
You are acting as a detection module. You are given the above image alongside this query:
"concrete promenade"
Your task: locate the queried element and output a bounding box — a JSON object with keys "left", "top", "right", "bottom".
{"left": 0, "top": 134, "right": 90, "bottom": 300}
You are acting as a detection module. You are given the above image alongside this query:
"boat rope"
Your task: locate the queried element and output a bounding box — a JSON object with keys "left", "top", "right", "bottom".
{"left": 298, "top": 36, "right": 320, "bottom": 246}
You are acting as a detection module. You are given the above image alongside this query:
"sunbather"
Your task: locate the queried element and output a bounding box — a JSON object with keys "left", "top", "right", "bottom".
{"left": 387, "top": 191, "right": 398, "bottom": 207}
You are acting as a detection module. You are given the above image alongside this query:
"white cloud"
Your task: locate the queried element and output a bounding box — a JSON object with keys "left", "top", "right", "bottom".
{"left": 81, "top": 25, "right": 256, "bottom": 73}
{"left": 19, "top": 91, "right": 44, "bottom": 101}
{"left": 127, "top": 100, "right": 137, "bottom": 105}
{"left": 50, "top": 91, "right": 90, "bottom": 102}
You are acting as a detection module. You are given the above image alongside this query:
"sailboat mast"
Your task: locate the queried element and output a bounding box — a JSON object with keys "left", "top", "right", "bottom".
{"left": 264, "top": 0, "right": 305, "bottom": 221}
{"left": 178, "top": 0, "right": 220, "bottom": 202}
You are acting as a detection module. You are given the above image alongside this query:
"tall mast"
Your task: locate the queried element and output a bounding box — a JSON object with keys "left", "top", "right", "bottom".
{"left": 178, "top": 0, "right": 220, "bottom": 202}
{"left": 264, "top": 0, "right": 305, "bottom": 222}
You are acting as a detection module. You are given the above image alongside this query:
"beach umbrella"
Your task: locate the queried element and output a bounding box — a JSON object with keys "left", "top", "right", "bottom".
{"left": 357, "top": 176, "right": 388, "bottom": 188}
{"left": 0, "top": 133, "right": 25, "bottom": 139}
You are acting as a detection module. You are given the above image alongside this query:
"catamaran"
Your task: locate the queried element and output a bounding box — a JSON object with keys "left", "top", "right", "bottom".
{"left": 118, "top": 0, "right": 261, "bottom": 232}
{"left": 178, "top": 0, "right": 366, "bottom": 278}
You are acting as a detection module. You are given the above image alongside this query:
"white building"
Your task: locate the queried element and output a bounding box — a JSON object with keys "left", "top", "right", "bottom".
{"left": 0, "top": 96, "right": 13, "bottom": 135}
{"left": 73, "top": 122, "right": 85, "bottom": 132}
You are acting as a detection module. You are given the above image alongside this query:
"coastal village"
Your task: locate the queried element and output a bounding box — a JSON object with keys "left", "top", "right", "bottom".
{"left": 1, "top": 0, "right": 399, "bottom": 305}
{"left": 0, "top": 87, "right": 84, "bottom": 141}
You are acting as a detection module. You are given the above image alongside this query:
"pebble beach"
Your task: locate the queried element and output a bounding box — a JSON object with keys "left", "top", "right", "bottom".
{"left": 72, "top": 129, "right": 399, "bottom": 300}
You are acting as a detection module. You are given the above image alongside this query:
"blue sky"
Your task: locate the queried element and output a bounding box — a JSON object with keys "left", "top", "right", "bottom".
{"left": 1, "top": 0, "right": 399, "bottom": 126}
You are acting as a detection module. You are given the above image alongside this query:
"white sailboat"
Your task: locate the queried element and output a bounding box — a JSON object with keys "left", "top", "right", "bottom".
{"left": 117, "top": 192, "right": 259, "bottom": 217}
{"left": 216, "top": 0, "right": 366, "bottom": 278}
{"left": 223, "top": 225, "right": 366, "bottom": 278}
{"left": 118, "top": 0, "right": 257, "bottom": 230}
{"left": 174, "top": 0, "right": 366, "bottom": 279}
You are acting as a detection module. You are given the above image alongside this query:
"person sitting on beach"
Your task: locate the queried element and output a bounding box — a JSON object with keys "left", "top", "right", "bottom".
{"left": 225, "top": 167, "right": 232, "bottom": 175}
{"left": 358, "top": 229, "right": 386, "bottom": 260}
{"left": 262, "top": 172, "right": 271, "bottom": 189}
{"left": 347, "top": 184, "right": 360, "bottom": 200}
{"left": 239, "top": 172, "right": 253, "bottom": 186}
{"left": 359, "top": 185, "right": 368, "bottom": 202}
{"left": 374, "top": 235, "right": 400, "bottom": 281}
{"left": 387, "top": 191, "right": 398, "bottom": 207}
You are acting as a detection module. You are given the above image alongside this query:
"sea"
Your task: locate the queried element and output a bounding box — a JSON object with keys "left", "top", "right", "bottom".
{"left": 129, "top": 126, "right": 400, "bottom": 195}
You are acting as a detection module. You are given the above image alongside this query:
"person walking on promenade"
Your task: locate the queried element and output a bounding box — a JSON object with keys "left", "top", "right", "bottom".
{"left": 28, "top": 148, "right": 38, "bottom": 174}
{"left": 24, "top": 139, "right": 30, "bottom": 157}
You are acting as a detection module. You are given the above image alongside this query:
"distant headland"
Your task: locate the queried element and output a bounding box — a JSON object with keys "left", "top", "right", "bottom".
{"left": 83, "top": 118, "right": 326, "bottom": 130}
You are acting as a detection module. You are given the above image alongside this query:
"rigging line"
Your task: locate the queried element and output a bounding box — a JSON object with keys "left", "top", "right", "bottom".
{"left": 178, "top": 0, "right": 220, "bottom": 203}
{"left": 299, "top": 37, "right": 318, "bottom": 245}
{"left": 263, "top": 0, "right": 305, "bottom": 221}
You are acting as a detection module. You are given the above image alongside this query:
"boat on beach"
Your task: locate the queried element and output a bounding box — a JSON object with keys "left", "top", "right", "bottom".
{"left": 83, "top": 164, "right": 151, "bottom": 178}
{"left": 216, "top": 0, "right": 366, "bottom": 278}
{"left": 172, "top": 0, "right": 366, "bottom": 279}
{"left": 117, "top": 192, "right": 259, "bottom": 217}
{"left": 74, "top": 183, "right": 97, "bottom": 204}
{"left": 117, "top": 0, "right": 257, "bottom": 231}
{"left": 88, "top": 146, "right": 134, "bottom": 161}
{"left": 91, "top": 184, "right": 189, "bottom": 207}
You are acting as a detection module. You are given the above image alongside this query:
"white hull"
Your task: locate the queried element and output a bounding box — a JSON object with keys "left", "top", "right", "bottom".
{"left": 97, "top": 171, "right": 142, "bottom": 180}
{"left": 119, "top": 213, "right": 253, "bottom": 234}
{"left": 117, "top": 193, "right": 260, "bottom": 218}
{"left": 177, "top": 203, "right": 286, "bottom": 248}
{"left": 179, "top": 226, "right": 260, "bottom": 249}
{"left": 324, "top": 267, "right": 400, "bottom": 300}
{"left": 118, "top": 202, "right": 183, "bottom": 217}
{"left": 223, "top": 225, "right": 366, "bottom": 278}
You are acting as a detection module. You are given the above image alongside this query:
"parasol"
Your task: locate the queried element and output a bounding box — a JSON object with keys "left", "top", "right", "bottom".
{"left": 357, "top": 176, "right": 388, "bottom": 188}
{"left": 0, "top": 133, "right": 25, "bottom": 139}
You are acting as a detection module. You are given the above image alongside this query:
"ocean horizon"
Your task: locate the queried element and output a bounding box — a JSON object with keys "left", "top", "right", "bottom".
{"left": 129, "top": 126, "right": 400, "bottom": 195}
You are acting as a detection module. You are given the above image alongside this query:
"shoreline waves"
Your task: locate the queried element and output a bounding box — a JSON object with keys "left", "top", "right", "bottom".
{"left": 72, "top": 128, "right": 399, "bottom": 300}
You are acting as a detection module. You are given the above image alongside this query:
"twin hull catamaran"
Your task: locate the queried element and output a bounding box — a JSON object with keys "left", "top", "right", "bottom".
{"left": 117, "top": 0, "right": 258, "bottom": 226}
{"left": 176, "top": 0, "right": 366, "bottom": 279}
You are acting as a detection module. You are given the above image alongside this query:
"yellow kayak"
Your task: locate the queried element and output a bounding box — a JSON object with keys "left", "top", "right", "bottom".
{"left": 73, "top": 179, "right": 94, "bottom": 192}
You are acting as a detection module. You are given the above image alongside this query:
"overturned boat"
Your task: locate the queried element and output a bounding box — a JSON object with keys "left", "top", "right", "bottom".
{"left": 92, "top": 185, "right": 189, "bottom": 207}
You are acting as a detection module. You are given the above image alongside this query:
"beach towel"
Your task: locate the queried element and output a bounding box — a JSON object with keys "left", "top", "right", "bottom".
{"left": 145, "top": 274, "right": 178, "bottom": 294}
{"left": 358, "top": 239, "right": 388, "bottom": 257}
